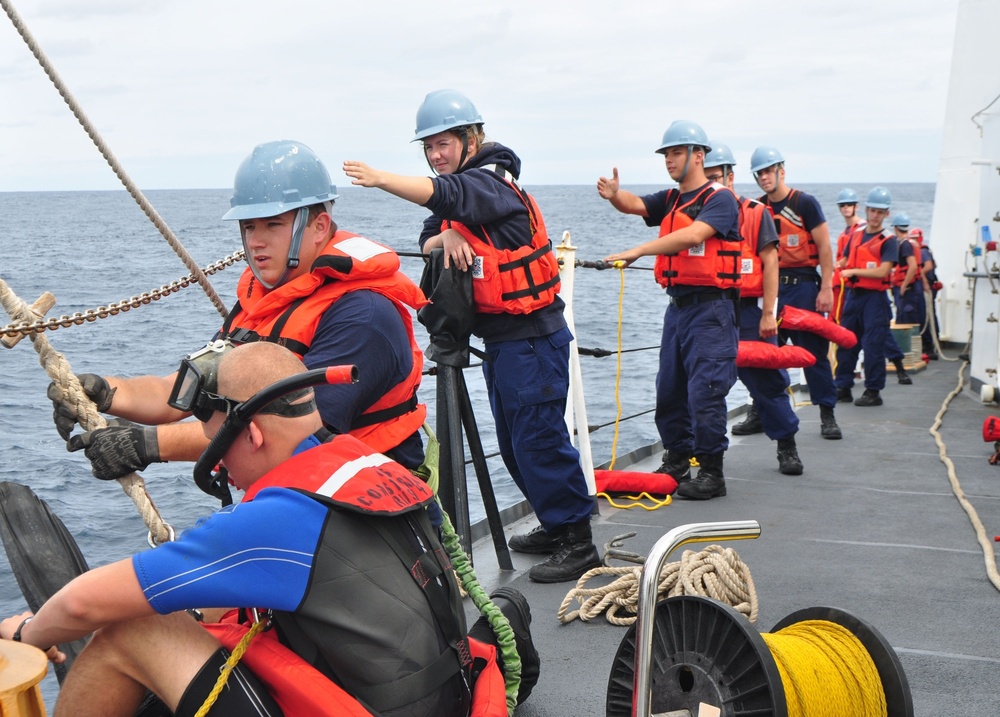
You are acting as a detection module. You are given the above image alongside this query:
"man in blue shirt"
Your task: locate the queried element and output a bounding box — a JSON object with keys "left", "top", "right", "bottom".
{"left": 834, "top": 187, "right": 900, "bottom": 406}
{"left": 599, "top": 121, "right": 741, "bottom": 500}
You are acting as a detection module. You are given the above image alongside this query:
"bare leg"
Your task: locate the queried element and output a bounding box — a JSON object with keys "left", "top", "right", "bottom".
{"left": 54, "top": 611, "right": 219, "bottom": 717}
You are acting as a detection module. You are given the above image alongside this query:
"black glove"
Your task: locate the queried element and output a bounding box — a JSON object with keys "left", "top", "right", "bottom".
{"left": 67, "top": 419, "right": 161, "bottom": 481}
{"left": 47, "top": 374, "right": 117, "bottom": 440}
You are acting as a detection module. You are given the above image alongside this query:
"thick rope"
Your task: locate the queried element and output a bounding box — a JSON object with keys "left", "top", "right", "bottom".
{"left": 0, "top": 278, "right": 173, "bottom": 545}
{"left": 194, "top": 619, "right": 267, "bottom": 717}
{"left": 415, "top": 424, "right": 520, "bottom": 716}
{"left": 1, "top": 0, "right": 227, "bottom": 318}
{"left": 557, "top": 545, "right": 757, "bottom": 626}
{"left": 928, "top": 360, "right": 1000, "bottom": 592}
{"left": 763, "top": 620, "right": 886, "bottom": 717}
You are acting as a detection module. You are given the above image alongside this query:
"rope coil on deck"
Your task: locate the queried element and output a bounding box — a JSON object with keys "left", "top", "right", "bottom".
{"left": 557, "top": 545, "right": 757, "bottom": 626}
{"left": 0, "top": 278, "right": 173, "bottom": 545}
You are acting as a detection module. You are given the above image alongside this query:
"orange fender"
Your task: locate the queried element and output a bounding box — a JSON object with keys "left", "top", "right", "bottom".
{"left": 736, "top": 341, "right": 816, "bottom": 369}
{"left": 594, "top": 469, "right": 677, "bottom": 496}
{"left": 779, "top": 304, "right": 858, "bottom": 348}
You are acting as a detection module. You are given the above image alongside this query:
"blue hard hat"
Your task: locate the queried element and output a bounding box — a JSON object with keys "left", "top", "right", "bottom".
{"left": 750, "top": 146, "right": 784, "bottom": 173}
{"left": 413, "top": 89, "right": 483, "bottom": 142}
{"left": 704, "top": 143, "right": 737, "bottom": 169}
{"left": 836, "top": 188, "right": 859, "bottom": 205}
{"left": 890, "top": 212, "right": 911, "bottom": 228}
{"left": 222, "top": 140, "right": 338, "bottom": 221}
{"left": 866, "top": 186, "right": 892, "bottom": 209}
{"left": 655, "top": 120, "right": 711, "bottom": 154}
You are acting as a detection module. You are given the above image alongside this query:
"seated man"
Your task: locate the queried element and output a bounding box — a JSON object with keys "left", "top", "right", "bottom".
{"left": 3, "top": 343, "right": 534, "bottom": 717}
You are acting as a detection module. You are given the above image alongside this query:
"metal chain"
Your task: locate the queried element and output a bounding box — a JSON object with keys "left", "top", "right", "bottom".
{"left": 0, "top": 251, "right": 245, "bottom": 338}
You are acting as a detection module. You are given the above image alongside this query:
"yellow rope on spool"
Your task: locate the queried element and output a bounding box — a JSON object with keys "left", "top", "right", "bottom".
{"left": 762, "top": 620, "right": 887, "bottom": 717}
{"left": 558, "top": 545, "right": 757, "bottom": 626}
{"left": 194, "top": 619, "right": 267, "bottom": 717}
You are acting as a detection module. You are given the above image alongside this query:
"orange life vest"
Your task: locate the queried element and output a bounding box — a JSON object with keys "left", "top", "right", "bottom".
{"left": 221, "top": 231, "right": 428, "bottom": 453}
{"left": 891, "top": 236, "right": 923, "bottom": 287}
{"left": 442, "top": 166, "right": 561, "bottom": 315}
{"left": 760, "top": 189, "right": 819, "bottom": 269}
{"left": 844, "top": 226, "right": 893, "bottom": 291}
{"left": 653, "top": 184, "right": 742, "bottom": 290}
{"left": 737, "top": 196, "right": 769, "bottom": 298}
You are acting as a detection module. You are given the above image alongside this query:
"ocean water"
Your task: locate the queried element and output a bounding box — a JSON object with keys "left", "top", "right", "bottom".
{"left": 0, "top": 181, "right": 934, "bottom": 703}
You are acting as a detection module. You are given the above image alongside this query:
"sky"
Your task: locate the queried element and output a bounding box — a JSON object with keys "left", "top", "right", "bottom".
{"left": 0, "top": 0, "right": 962, "bottom": 192}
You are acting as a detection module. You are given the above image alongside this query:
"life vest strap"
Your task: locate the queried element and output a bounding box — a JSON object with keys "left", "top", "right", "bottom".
{"left": 349, "top": 392, "right": 420, "bottom": 430}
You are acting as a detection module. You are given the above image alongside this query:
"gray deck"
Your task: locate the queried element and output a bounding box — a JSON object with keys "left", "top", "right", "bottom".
{"left": 465, "top": 355, "right": 1000, "bottom": 716}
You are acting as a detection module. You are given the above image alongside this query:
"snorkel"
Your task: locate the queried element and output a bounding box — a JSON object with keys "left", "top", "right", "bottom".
{"left": 186, "top": 364, "right": 358, "bottom": 506}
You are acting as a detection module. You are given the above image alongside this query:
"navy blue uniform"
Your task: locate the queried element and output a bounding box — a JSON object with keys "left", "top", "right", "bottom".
{"left": 735, "top": 200, "right": 799, "bottom": 441}
{"left": 419, "top": 143, "right": 592, "bottom": 532}
{"left": 835, "top": 232, "right": 899, "bottom": 391}
{"left": 640, "top": 184, "right": 741, "bottom": 457}
{"left": 767, "top": 191, "right": 837, "bottom": 408}
{"left": 892, "top": 239, "right": 926, "bottom": 327}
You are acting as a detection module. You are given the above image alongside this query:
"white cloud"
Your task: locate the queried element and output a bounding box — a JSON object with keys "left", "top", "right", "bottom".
{"left": 0, "top": 0, "right": 961, "bottom": 190}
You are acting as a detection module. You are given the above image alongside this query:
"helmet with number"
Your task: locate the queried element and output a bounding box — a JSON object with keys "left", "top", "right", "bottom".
{"left": 413, "top": 89, "right": 483, "bottom": 142}
{"left": 750, "top": 146, "right": 784, "bottom": 173}
{"left": 704, "top": 143, "right": 737, "bottom": 169}
{"left": 836, "top": 188, "right": 859, "bottom": 205}
{"left": 222, "top": 140, "right": 338, "bottom": 222}
{"left": 865, "top": 186, "right": 892, "bottom": 209}
{"left": 655, "top": 120, "right": 711, "bottom": 154}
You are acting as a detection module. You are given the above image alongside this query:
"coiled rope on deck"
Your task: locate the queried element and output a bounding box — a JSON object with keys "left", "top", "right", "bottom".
{"left": 1, "top": 0, "right": 227, "bottom": 318}
{"left": 763, "top": 620, "right": 887, "bottom": 717}
{"left": 0, "top": 278, "right": 173, "bottom": 545}
{"left": 558, "top": 545, "right": 757, "bottom": 626}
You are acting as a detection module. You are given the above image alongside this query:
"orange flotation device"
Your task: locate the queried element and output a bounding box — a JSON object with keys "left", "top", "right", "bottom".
{"left": 594, "top": 469, "right": 678, "bottom": 496}
{"left": 778, "top": 304, "right": 858, "bottom": 348}
{"left": 736, "top": 342, "right": 816, "bottom": 369}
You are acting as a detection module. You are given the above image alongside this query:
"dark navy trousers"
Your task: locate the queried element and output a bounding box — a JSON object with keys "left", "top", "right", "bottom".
{"left": 835, "top": 289, "right": 892, "bottom": 391}
{"left": 777, "top": 280, "right": 837, "bottom": 408}
{"left": 738, "top": 301, "right": 799, "bottom": 441}
{"left": 482, "top": 326, "right": 593, "bottom": 532}
{"left": 655, "top": 298, "right": 738, "bottom": 457}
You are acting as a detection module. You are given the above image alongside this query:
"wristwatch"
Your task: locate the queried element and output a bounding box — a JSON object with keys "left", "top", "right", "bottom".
{"left": 12, "top": 616, "right": 33, "bottom": 642}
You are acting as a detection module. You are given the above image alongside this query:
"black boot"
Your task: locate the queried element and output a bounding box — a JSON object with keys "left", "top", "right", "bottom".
{"left": 467, "top": 587, "right": 540, "bottom": 705}
{"left": 675, "top": 453, "right": 727, "bottom": 500}
{"left": 854, "top": 388, "right": 883, "bottom": 406}
{"left": 732, "top": 404, "right": 764, "bottom": 435}
{"left": 776, "top": 437, "right": 804, "bottom": 475}
{"left": 836, "top": 386, "right": 853, "bottom": 403}
{"left": 892, "top": 358, "right": 912, "bottom": 385}
{"left": 508, "top": 525, "right": 559, "bottom": 554}
{"left": 653, "top": 449, "right": 691, "bottom": 483}
{"left": 819, "top": 405, "right": 842, "bottom": 440}
{"left": 528, "top": 520, "right": 602, "bottom": 584}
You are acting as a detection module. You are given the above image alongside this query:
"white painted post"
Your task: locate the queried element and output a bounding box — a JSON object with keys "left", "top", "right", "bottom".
{"left": 556, "top": 231, "right": 597, "bottom": 495}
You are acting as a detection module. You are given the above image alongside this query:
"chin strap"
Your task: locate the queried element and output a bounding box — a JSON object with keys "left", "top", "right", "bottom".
{"left": 242, "top": 206, "right": 311, "bottom": 290}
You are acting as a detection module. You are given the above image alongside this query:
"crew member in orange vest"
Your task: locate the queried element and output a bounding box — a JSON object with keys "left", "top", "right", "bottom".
{"left": 751, "top": 147, "right": 842, "bottom": 439}
{"left": 832, "top": 188, "right": 864, "bottom": 324}
{"left": 833, "top": 187, "right": 900, "bottom": 407}
{"left": 344, "top": 90, "right": 600, "bottom": 582}
{"left": 705, "top": 144, "right": 803, "bottom": 476}
{"left": 598, "top": 121, "right": 741, "bottom": 501}
{"left": 49, "top": 141, "right": 430, "bottom": 485}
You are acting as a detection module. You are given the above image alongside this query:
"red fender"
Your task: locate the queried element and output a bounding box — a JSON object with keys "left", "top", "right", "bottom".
{"left": 984, "top": 416, "right": 1000, "bottom": 443}
{"left": 736, "top": 342, "right": 816, "bottom": 369}
{"left": 594, "top": 469, "right": 678, "bottom": 496}
{"left": 779, "top": 304, "right": 858, "bottom": 348}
